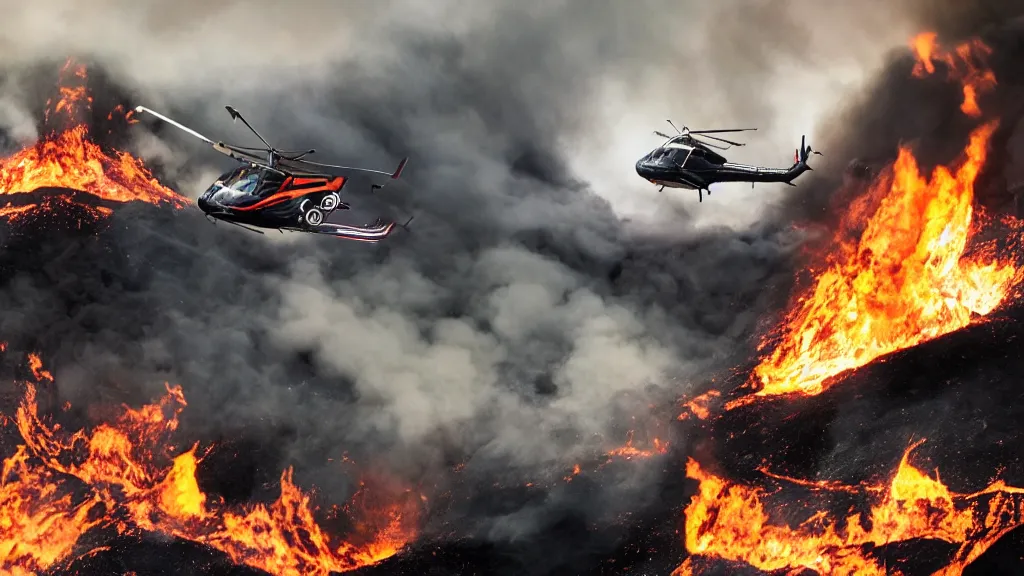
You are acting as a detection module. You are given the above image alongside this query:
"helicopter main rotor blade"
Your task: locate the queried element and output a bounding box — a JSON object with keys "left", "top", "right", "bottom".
{"left": 692, "top": 133, "right": 747, "bottom": 146}
{"left": 694, "top": 139, "right": 731, "bottom": 150}
{"left": 134, "top": 106, "right": 216, "bottom": 145}
{"left": 653, "top": 130, "right": 674, "bottom": 139}
{"left": 224, "top": 105, "right": 274, "bottom": 151}
{"left": 666, "top": 119, "right": 684, "bottom": 134}
{"left": 687, "top": 128, "right": 758, "bottom": 134}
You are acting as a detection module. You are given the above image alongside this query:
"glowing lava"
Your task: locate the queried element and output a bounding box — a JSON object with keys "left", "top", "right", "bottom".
{"left": 674, "top": 440, "right": 1024, "bottom": 576}
{"left": 910, "top": 32, "right": 996, "bottom": 117}
{"left": 0, "top": 58, "right": 188, "bottom": 215}
{"left": 0, "top": 353, "right": 418, "bottom": 575}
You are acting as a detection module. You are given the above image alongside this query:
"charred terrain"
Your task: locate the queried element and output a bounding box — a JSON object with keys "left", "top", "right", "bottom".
{"left": 3, "top": 6, "right": 1024, "bottom": 576}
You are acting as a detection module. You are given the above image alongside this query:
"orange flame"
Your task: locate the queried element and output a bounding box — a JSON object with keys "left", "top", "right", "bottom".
{"left": 675, "top": 440, "right": 1024, "bottom": 575}
{"left": 910, "top": 32, "right": 997, "bottom": 117}
{"left": 0, "top": 58, "right": 187, "bottom": 215}
{"left": 26, "top": 353, "right": 53, "bottom": 382}
{"left": 0, "top": 353, "right": 419, "bottom": 575}
{"left": 731, "top": 120, "right": 1023, "bottom": 406}
{"left": 678, "top": 390, "right": 720, "bottom": 421}
{"left": 605, "top": 430, "right": 668, "bottom": 460}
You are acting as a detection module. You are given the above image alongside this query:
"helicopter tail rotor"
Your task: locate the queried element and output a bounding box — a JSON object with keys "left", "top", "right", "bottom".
{"left": 794, "top": 135, "right": 823, "bottom": 166}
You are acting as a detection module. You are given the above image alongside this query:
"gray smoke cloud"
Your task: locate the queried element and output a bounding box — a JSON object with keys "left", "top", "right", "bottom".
{"left": 0, "top": 0, "right": 973, "bottom": 572}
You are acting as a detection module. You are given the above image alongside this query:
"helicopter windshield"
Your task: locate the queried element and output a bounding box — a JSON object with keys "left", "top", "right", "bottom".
{"left": 208, "top": 167, "right": 287, "bottom": 198}
{"left": 222, "top": 168, "right": 261, "bottom": 194}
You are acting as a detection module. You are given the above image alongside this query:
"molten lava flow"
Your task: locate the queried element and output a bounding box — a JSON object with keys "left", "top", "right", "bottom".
{"left": 911, "top": 32, "right": 997, "bottom": 117}
{"left": 0, "top": 58, "right": 188, "bottom": 215}
{"left": 733, "top": 121, "right": 1023, "bottom": 406}
{"left": 674, "top": 440, "right": 1024, "bottom": 576}
{"left": 0, "top": 353, "right": 419, "bottom": 575}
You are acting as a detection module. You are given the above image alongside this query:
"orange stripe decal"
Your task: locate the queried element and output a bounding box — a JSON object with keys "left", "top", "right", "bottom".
{"left": 232, "top": 177, "right": 346, "bottom": 212}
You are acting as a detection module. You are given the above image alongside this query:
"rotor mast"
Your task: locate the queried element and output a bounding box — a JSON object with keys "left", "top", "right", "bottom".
{"left": 223, "top": 106, "right": 315, "bottom": 168}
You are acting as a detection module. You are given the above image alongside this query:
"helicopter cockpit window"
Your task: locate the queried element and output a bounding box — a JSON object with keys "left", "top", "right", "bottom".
{"left": 255, "top": 171, "right": 286, "bottom": 197}
{"left": 666, "top": 148, "right": 691, "bottom": 163}
{"left": 218, "top": 168, "right": 260, "bottom": 194}
{"left": 233, "top": 172, "right": 260, "bottom": 195}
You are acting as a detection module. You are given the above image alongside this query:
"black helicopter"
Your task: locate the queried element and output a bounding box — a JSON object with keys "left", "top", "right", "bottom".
{"left": 132, "top": 105, "right": 410, "bottom": 241}
{"left": 635, "top": 120, "right": 822, "bottom": 202}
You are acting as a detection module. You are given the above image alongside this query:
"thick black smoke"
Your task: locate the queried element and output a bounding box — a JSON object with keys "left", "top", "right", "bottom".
{"left": 2, "top": 1, "right": 1021, "bottom": 575}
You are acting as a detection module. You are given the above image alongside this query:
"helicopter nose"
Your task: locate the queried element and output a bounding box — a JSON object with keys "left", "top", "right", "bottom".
{"left": 635, "top": 160, "right": 650, "bottom": 179}
{"left": 197, "top": 194, "right": 212, "bottom": 213}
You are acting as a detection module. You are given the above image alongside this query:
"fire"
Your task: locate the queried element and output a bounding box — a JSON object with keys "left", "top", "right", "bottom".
{"left": 605, "top": 430, "right": 668, "bottom": 460}
{"left": 0, "top": 353, "right": 418, "bottom": 575}
{"left": 0, "top": 58, "right": 187, "bottom": 216}
{"left": 0, "top": 446, "right": 102, "bottom": 576}
{"left": 731, "top": 119, "right": 1022, "bottom": 406}
{"left": 26, "top": 353, "right": 52, "bottom": 382}
{"left": 910, "top": 32, "right": 997, "bottom": 117}
{"left": 675, "top": 440, "right": 1024, "bottom": 575}
{"left": 678, "top": 390, "right": 720, "bottom": 421}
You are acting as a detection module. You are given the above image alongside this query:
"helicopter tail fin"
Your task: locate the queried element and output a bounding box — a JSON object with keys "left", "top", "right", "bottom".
{"left": 391, "top": 157, "right": 408, "bottom": 180}
{"left": 795, "top": 135, "right": 822, "bottom": 166}
{"left": 782, "top": 135, "right": 823, "bottom": 184}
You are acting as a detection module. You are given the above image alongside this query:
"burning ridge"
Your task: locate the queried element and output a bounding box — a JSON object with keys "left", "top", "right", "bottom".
{"left": 675, "top": 439, "right": 1024, "bottom": 576}
{"left": 0, "top": 58, "right": 188, "bottom": 230}
{"left": 0, "top": 350, "right": 419, "bottom": 576}
{"left": 727, "top": 32, "right": 1024, "bottom": 408}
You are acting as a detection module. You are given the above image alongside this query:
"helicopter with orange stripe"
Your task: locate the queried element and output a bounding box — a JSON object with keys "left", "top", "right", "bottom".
{"left": 133, "top": 104, "right": 410, "bottom": 241}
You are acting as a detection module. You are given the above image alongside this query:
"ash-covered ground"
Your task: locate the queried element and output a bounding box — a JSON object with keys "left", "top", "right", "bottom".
{"left": 0, "top": 1, "right": 1023, "bottom": 575}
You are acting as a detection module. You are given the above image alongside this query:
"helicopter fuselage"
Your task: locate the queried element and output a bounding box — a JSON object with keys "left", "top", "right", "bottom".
{"left": 132, "top": 103, "right": 404, "bottom": 242}
{"left": 635, "top": 137, "right": 810, "bottom": 195}
{"left": 197, "top": 164, "right": 347, "bottom": 229}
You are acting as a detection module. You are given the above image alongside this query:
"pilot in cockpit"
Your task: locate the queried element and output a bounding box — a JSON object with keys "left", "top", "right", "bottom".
{"left": 231, "top": 171, "right": 260, "bottom": 195}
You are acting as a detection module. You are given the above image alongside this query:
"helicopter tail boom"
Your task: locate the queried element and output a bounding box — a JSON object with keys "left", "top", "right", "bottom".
{"left": 711, "top": 135, "right": 822, "bottom": 187}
